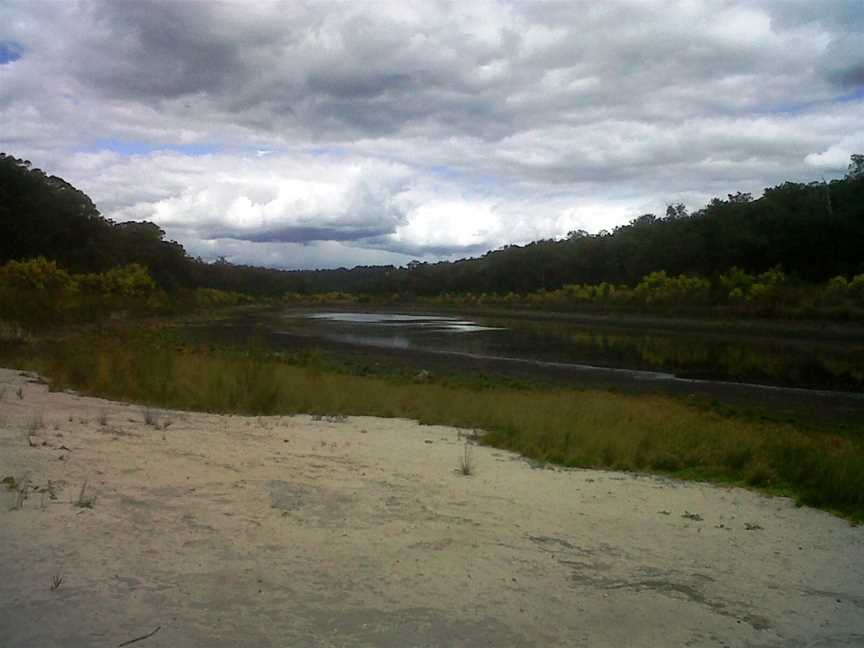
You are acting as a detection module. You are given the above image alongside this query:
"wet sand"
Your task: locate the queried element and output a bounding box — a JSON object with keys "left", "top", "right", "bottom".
{"left": 2, "top": 368, "right": 863, "bottom": 647}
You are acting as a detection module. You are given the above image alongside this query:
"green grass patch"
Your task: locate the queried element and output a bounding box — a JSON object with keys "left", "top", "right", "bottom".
{"left": 3, "top": 325, "right": 863, "bottom": 521}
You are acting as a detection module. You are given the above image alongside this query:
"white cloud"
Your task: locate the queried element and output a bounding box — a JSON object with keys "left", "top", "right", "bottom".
{"left": 805, "top": 133, "right": 864, "bottom": 173}
{"left": 0, "top": 0, "right": 862, "bottom": 268}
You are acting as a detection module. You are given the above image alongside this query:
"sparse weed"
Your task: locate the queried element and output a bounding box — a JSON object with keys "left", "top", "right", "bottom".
{"left": 11, "top": 476, "right": 30, "bottom": 511}
{"left": 24, "top": 412, "right": 44, "bottom": 434}
{"left": 40, "top": 480, "right": 59, "bottom": 501}
{"left": 50, "top": 572, "right": 63, "bottom": 591}
{"left": 74, "top": 480, "right": 95, "bottom": 509}
{"left": 457, "top": 429, "right": 482, "bottom": 443}
{"left": 142, "top": 407, "right": 161, "bottom": 427}
{"left": 457, "top": 442, "right": 475, "bottom": 476}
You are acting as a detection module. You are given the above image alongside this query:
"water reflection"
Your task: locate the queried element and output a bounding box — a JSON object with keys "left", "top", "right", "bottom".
{"left": 302, "top": 312, "right": 505, "bottom": 333}
{"left": 287, "top": 311, "right": 863, "bottom": 392}
{"left": 307, "top": 313, "right": 455, "bottom": 324}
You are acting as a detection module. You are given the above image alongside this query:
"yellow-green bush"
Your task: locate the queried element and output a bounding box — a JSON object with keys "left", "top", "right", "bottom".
{"left": 633, "top": 271, "right": 712, "bottom": 306}
{"left": 195, "top": 287, "right": 254, "bottom": 307}
{"left": 0, "top": 257, "right": 163, "bottom": 325}
{"left": 0, "top": 257, "right": 80, "bottom": 323}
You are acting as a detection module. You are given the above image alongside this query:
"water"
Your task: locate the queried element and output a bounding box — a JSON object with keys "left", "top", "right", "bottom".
{"left": 306, "top": 312, "right": 504, "bottom": 332}
{"left": 274, "top": 311, "right": 864, "bottom": 393}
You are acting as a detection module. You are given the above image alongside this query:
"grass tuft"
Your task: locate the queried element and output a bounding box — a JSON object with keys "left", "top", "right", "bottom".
{"left": 11, "top": 476, "right": 30, "bottom": 511}
{"left": 142, "top": 407, "right": 161, "bottom": 427}
{"left": 75, "top": 480, "right": 95, "bottom": 509}
{"left": 23, "top": 412, "right": 44, "bottom": 435}
{"left": 457, "top": 442, "right": 475, "bottom": 476}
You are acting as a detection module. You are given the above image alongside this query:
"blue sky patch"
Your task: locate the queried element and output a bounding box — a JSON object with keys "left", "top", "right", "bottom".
{"left": 0, "top": 42, "right": 23, "bottom": 65}
{"left": 836, "top": 87, "right": 864, "bottom": 104}
{"left": 93, "top": 139, "right": 220, "bottom": 156}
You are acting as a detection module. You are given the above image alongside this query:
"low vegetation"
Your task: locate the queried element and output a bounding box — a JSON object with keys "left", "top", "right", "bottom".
{"left": 417, "top": 266, "right": 864, "bottom": 320}
{"left": 0, "top": 257, "right": 253, "bottom": 327}
{"left": 4, "top": 327, "right": 862, "bottom": 521}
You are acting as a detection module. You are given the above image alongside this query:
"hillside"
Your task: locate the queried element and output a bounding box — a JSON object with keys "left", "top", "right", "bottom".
{"left": 2, "top": 152, "right": 863, "bottom": 299}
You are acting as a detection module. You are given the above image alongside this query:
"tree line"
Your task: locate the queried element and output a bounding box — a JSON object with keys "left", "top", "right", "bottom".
{"left": 1, "top": 151, "right": 863, "bottom": 304}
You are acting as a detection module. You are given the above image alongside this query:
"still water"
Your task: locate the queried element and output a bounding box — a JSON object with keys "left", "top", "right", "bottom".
{"left": 277, "top": 311, "right": 863, "bottom": 393}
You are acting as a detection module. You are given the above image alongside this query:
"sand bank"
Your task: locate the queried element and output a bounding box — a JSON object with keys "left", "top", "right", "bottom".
{"left": 1, "top": 368, "right": 862, "bottom": 647}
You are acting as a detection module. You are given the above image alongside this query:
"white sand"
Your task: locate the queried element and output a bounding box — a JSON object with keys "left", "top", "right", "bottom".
{"left": 1, "top": 367, "right": 862, "bottom": 647}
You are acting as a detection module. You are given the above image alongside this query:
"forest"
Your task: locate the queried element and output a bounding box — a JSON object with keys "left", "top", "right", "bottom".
{"left": 1, "top": 151, "right": 863, "bottom": 320}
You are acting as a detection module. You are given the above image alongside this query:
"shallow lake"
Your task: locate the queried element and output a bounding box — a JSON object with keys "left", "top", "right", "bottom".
{"left": 196, "top": 309, "right": 864, "bottom": 396}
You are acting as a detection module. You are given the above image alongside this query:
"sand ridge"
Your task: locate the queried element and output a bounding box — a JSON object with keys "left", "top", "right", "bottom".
{"left": 1, "top": 367, "right": 862, "bottom": 647}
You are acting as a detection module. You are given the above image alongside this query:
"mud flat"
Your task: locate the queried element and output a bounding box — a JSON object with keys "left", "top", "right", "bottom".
{"left": 1, "top": 368, "right": 862, "bottom": 647}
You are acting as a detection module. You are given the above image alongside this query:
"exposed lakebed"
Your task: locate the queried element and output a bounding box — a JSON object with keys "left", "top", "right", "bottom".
{"left": 188, "top": 308, "right": 864, "bottom": 420}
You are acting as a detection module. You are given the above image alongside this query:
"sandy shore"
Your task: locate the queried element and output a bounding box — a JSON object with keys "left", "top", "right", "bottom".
{"left": 1, "top": 367, "right": 862, "bottom": 647}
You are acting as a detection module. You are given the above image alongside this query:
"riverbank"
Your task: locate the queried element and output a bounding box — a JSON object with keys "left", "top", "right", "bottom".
{"left": 3, "top": 325, "right": 864, "bottom": 520}
{"left": 2, "top": 367, "right": 863, "bottom": 647}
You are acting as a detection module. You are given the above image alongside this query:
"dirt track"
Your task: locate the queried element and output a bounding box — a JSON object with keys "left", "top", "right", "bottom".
{"left": 1, "top": 368, "right": 862, "bottom": 647}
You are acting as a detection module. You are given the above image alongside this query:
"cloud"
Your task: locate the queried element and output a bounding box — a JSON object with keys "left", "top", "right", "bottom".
{"left": 805, "top": 132, "right": 864, "bottom": 173}
{"left": 0, "top": 0, "right": 862, "bottom": 268}
{"left": 54, "top": 151, "right": 602, "bottom": 265}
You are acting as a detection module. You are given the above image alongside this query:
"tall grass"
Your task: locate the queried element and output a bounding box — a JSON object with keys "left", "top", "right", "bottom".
{"left": 6, "top": 330, "right": 864, "bottom": 520}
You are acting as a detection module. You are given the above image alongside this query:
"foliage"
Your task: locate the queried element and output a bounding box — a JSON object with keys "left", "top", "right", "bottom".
{"left": 0, "top": 257, "right": 167, "bottom": 325}
{"left": 194, "top": 287, "right": 254, "bottom": 307}
{"left": 399, "top": 266, "right": 864, "bottom": 320}
{"left": 633, "top": 271, "right": 711, "bottom": 306}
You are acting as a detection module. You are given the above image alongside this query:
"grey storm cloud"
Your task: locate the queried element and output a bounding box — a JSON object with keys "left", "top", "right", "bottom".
{"left": 203, "top": 182, "right": 412, "bottom": 245}
{"left": 0, "top": 0, "right": 862, "bottom": 268}
{"left": 55, "top": 1, "right": 857, "bottom": 141}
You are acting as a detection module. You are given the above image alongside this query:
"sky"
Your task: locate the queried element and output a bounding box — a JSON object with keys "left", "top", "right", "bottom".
{"left": 1, "top": 1, "right": 863, "bottom": 270}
